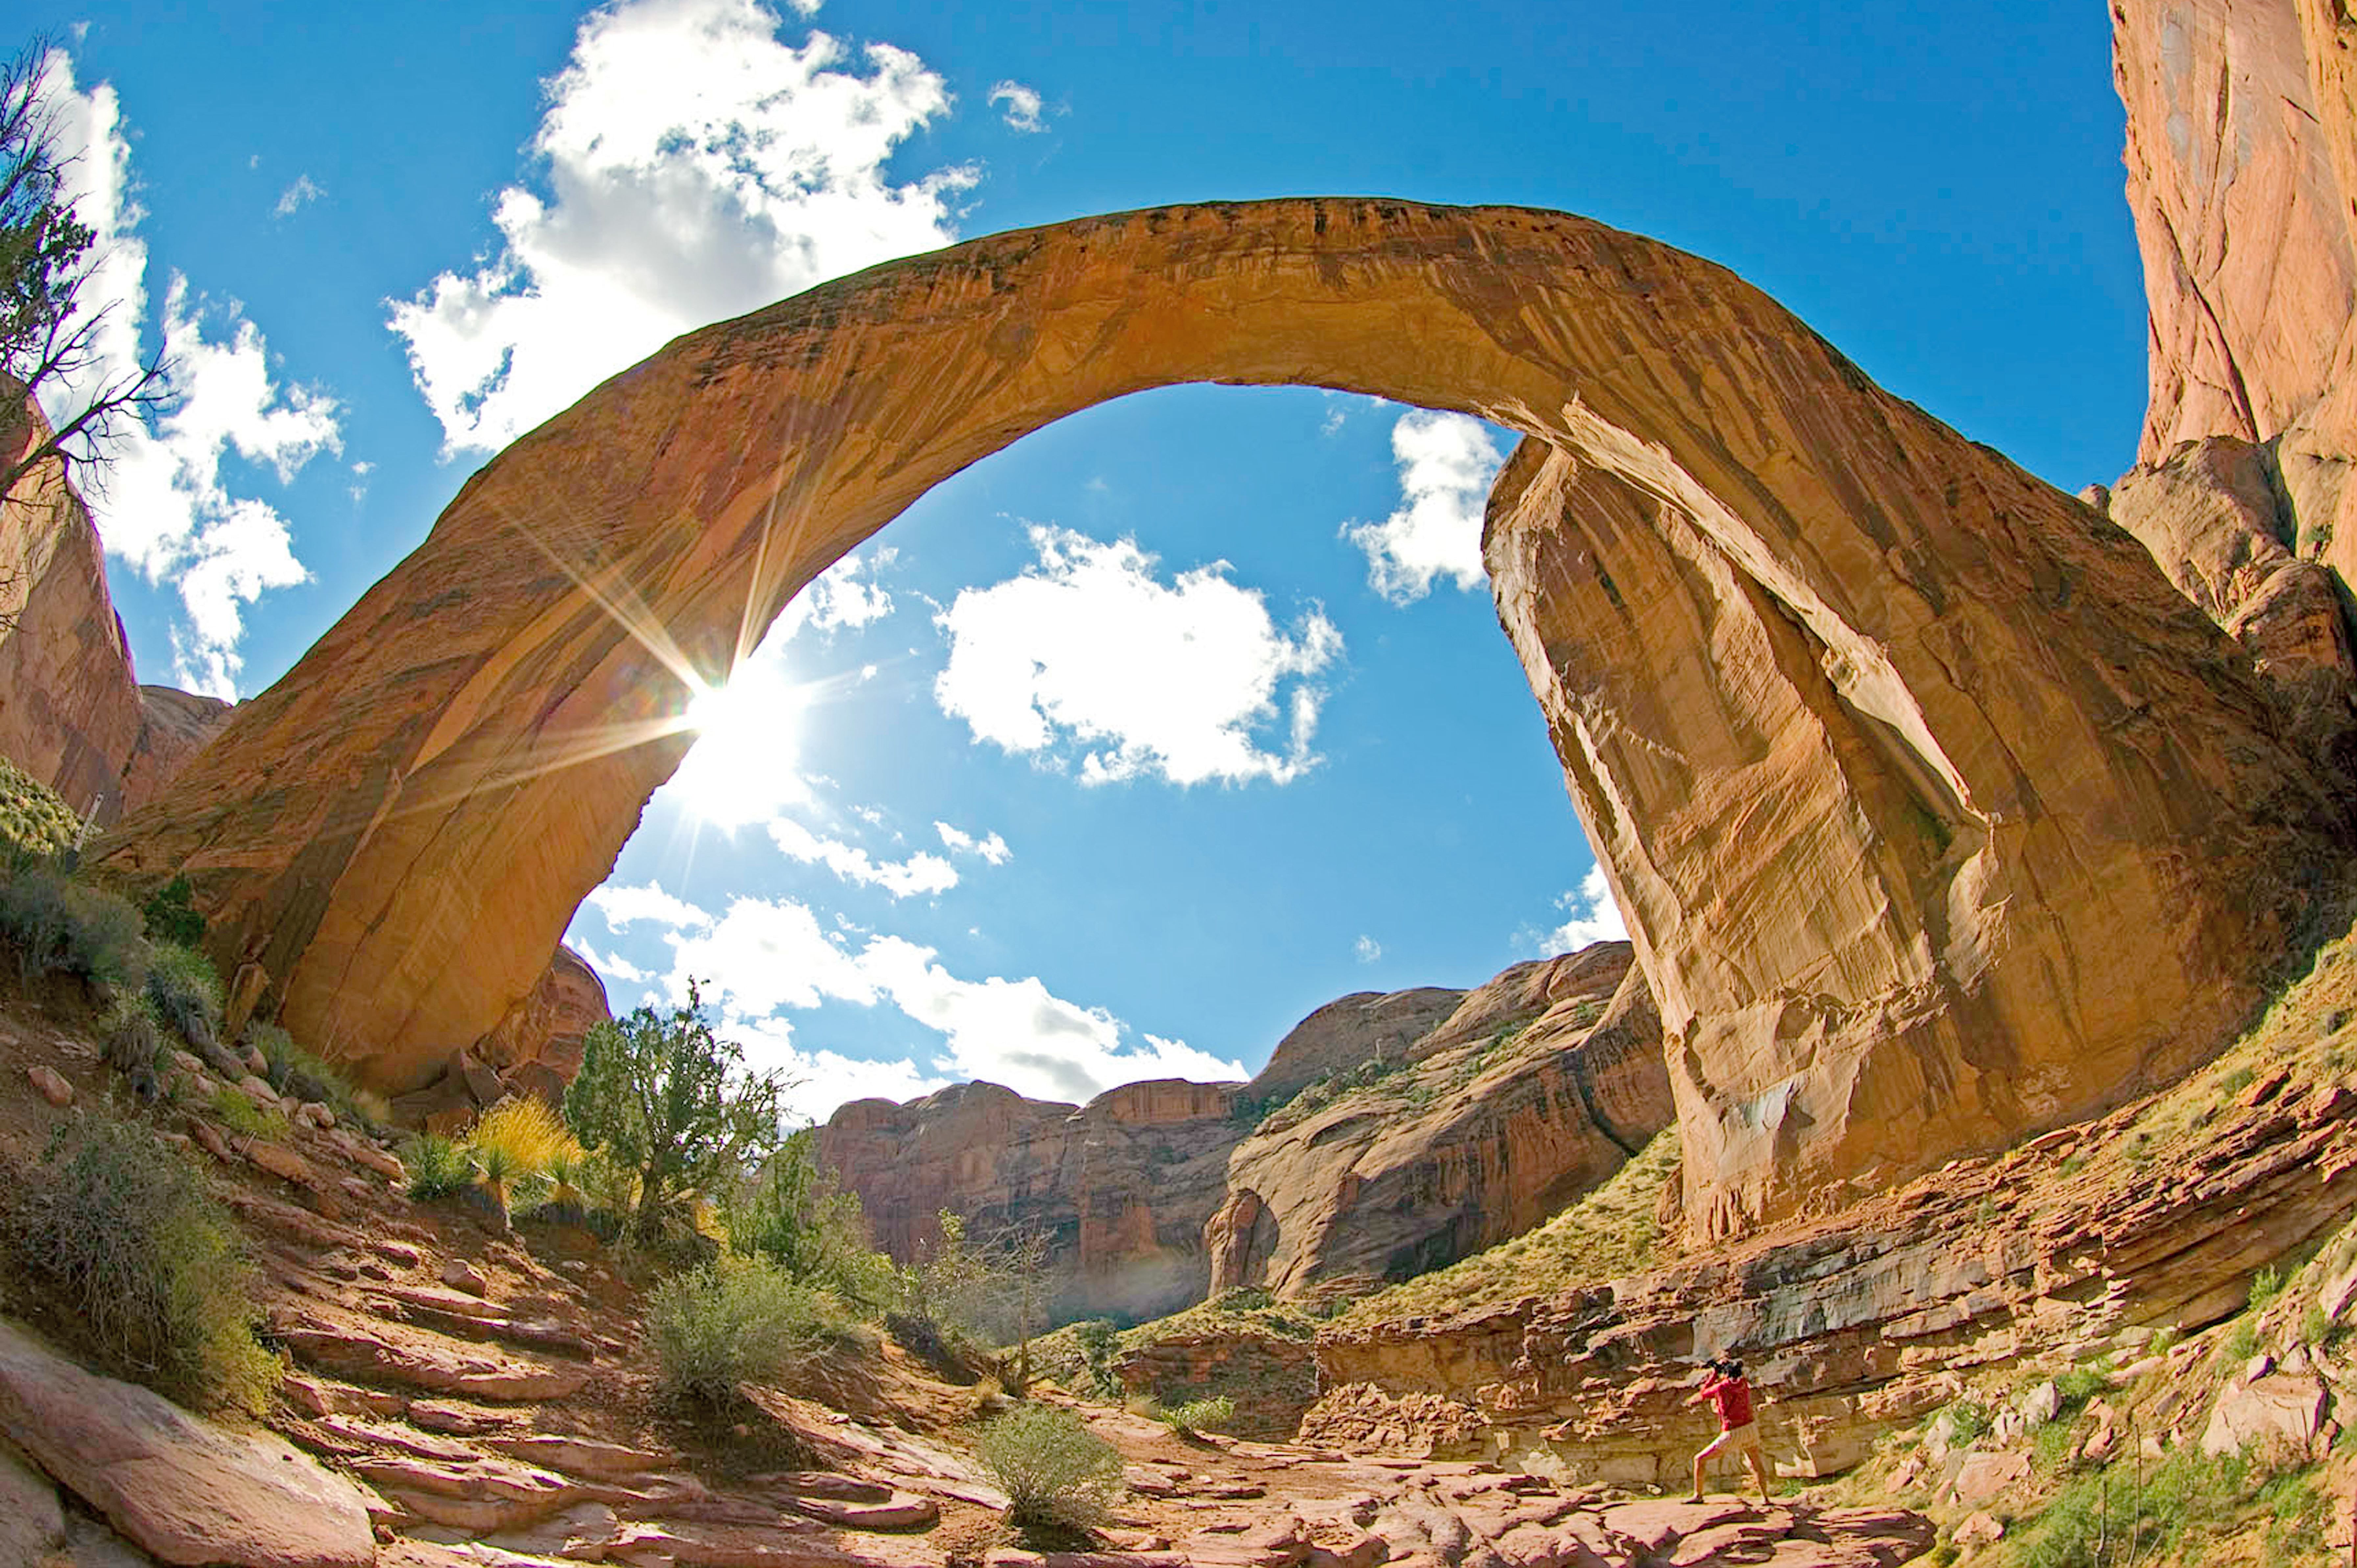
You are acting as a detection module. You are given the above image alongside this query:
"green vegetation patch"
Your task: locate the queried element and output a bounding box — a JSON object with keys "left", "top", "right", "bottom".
{"left": 3, "top": 1117, "right": 277, "bottom": 1413}
{"left": 1335, "top": 1125, "right": 1680, "bottom": 1328}
{"left": 0, "top": 758, "right": 81, "bottom": 859}
{"left": 972, "top": 1402, "right": 1125, "bottom": 1531}
{"left": 646, "top": 1253, "right": 868, "bottom": 1409}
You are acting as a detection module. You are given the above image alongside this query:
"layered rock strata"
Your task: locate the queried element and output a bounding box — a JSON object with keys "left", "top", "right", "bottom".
{"left": 1208, "top": 944, "right": 1668, "bottom": 1298}
{"left": 94, "top": 199, "right": 2340, "bottom": 1236}
{"left": 1309, "top": 1054, "right": 2357, "bottom": 1487}
{"left": 821, "top": 947, "right": 1665, "bottom": 1318}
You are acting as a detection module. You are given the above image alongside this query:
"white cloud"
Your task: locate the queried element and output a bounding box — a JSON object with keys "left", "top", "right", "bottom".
{"left": 988, "top": 80, "right": 1045, "bottom": 132}
{"left": 388, "top": 0, "right": 973, "bottom": 454}
{"left": 935, "top": 821, "right": 1012, "bottom": 865}
{"left": 771, "top": 547, "right": 897, "bottom": 641}
{"left": 767, "top": 816, "right": 958, "bottom": 898}
{"left": 586, "top": 880, "right": 713, "bottom": 931}
{"left": 728, "top": 1012, "right": 950, "bottom": 1122}
{"left": 1355, "top": 934, "right": 1382, "bottom": 963}
{"left": 858, "top": 936, "right": 1245, "bottom": 1103}
{"left": 1531, "top": 863, "right": 1629, "bottom": 956}
{"left": 573, "top": 942, "right": 650, "bottom": 985}
{"left": 273, "top": 174, "right": 322, "bottom": 216}
{"left": 934, "top": 525, "right": 1343, "bottom": 787}
{"left": 1341, "top": 409, "right": 1504, "bottom": 603}
{"left": 34, "top": 53, "right": 340, "bottom": 697}
{"left": 670, "top": 894, "right": 880, "bottom": 1015}
{"left": 651, "top": 892, "right": 1245, "bottom": 1110}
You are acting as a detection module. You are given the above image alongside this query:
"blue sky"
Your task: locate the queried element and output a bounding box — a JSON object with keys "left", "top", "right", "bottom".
{"left": 17, "top": 0, "right": 2148, "bottom": 1119}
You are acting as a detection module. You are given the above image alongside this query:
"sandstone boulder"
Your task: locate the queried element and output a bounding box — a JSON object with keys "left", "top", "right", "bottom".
{"left": 2103, "top": 436, "right": 2357, "bottom": 771}
{"left": 0, "top": 1317, "right": 373, "bottom": 1568}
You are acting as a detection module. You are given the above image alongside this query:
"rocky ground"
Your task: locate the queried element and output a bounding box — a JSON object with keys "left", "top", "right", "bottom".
{"left": 0, "top": 969, "right": 1934, "bottom": 1568}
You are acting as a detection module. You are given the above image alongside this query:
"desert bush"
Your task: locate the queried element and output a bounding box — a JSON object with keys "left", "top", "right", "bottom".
{"left": 402, "top": 1132, "right": 474, "bottom": 1200}
{"left": 564, "top": 981, "right": 790, "bottom": 1244}
{"left": 209, "top": 1083, "right": 289, "bottom": 1142}
{"left": 3, "top": 1118, "right": 277, "bottom": 1413}
{"left": 471, "top": 1097, "right": 580, "bottom": 1171}
{"left": 102, "top": 991, "right": 167, "bottom": 1085}
{"left": 139, "top": 874, "right": 205, "bottom": 947}
{"left": 0, "top": 758, "right": 82, "bottom": 858}
{"left": 1160, "top": 1394, "right": 1235, "bottom": 1439}
{"left": 646, "top": 1254, "right": 861, "bottom": 1408}
{"left": 252, "top": 1023, "right": 371, "bottom": 1127}
{"left": 145, "top": 941, "right": 222, "bottom": 1048}
{"left": 0, "top": 863, "right": 145, "bottom": 989}
{"left": 727, "top": 1130, "right": 898, "bottom": 1310}
{"left": 973, "top": 1402, "right": 1125, "bottom": 1531}
{"left": 2249, "top": 1263, "right": 2288, "bottom": 1313}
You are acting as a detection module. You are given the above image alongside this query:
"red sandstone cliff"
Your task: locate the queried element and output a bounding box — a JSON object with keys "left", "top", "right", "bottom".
{"left": 817, "top": 943, "right": 1670, "bottom": 1321}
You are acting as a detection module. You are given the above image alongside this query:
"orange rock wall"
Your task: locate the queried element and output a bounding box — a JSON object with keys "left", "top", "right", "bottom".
{"left": 94, "top": 198, "right": 2344, "bottom": 1233}
{"left": 0, "top": 397, "right": 233, "bottom": 822}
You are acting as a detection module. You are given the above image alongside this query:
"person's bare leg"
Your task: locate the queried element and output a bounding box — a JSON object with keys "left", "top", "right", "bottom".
{"left": 1742, "top": 1445, "right": 1772, "bottom": 1504}
{"left": 1689, "top": 1448, "right": 1708, "bottom": 1502}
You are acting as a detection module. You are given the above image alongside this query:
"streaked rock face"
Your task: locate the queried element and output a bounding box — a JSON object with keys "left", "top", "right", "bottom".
{"left": 819, "top": 947, "right": 1665, "bottom": 1315}
{"left": 93, "top": 197, "right": 2341, "bottom": 1234}
{"left": 1209, "top": 945, "right": 1669, "bottom": 1298}
{"left": 0, "top": 395, "right": 234, "bottom": 822}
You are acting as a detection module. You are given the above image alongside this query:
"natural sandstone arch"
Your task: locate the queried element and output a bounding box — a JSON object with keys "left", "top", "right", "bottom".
{"left": 92, "top": 199, "right": 2340, "bottom": 1235}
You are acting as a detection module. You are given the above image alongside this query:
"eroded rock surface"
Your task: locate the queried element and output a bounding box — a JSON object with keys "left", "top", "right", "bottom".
{"left": 0, "top": 1318, "right": 374, "bottom": 1568}
{"left": 1487, "top": 436, "right": 2332, "bottom": 1235}
{"left": 822, "top": 948, "right": 1664, "bottom": 1316}
{"left": 0, "top": 394, "right": 233, "bottom": 823}
{"left": 1210, "top": 945, "right": 1668, "bottom": 1298}
{"left": 97, "top": 197, "right": 2340, "bottom": 1232}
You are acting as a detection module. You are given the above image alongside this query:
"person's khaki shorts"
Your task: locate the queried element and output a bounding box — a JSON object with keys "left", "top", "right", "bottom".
{"left": 1699, "top": 1420, "right": 1763, "bottom": 1460}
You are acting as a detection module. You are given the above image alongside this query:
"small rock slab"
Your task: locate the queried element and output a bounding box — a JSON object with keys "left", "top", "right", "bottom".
{"left": 0, "top": 1317, "right": 373, "bottom": 1568}
{"left": 785, "top": 1490, "right": 939, "bottom": 1531}
{"left": 27, "top": 1064, "right": 73, "bottom": 1106}
{"left": 2203, "top": 1372, "right": 2329, "bottom": 1456}
{"left": 0, "top": 1437, "right": 65, "bottom": 1565}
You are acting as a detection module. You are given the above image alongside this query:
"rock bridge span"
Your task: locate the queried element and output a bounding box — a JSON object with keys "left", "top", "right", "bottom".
{"left": 92, "top": 198, "right": 2339, "bottom": 1236}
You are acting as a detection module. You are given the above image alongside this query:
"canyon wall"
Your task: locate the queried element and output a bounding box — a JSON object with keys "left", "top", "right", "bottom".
{"left": 2113, "top": 0, "right": 2357, "bottom": 734}
{"left": 817, "top": 943, "right": 1666, "bottom": 1320}
{"left": 0, "top": 393, "right": 232, "bottom": 822}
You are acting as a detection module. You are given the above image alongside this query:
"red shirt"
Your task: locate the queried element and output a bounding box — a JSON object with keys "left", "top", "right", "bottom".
{"left": 1703, "top": 1376, "right": 1754, "bottom": 1430}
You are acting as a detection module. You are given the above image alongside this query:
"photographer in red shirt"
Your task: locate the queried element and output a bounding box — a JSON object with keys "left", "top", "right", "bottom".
{"left": 1686, "top": 1357, "right": 1772, "bottom": 1504}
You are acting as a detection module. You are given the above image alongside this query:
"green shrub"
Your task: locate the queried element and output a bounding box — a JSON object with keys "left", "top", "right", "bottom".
{"left": 101, "top": 992, "right": 167, "bottom": 1092}
{"left": 144, "top": 942, "right": 223, "bottom": 1049}
{"left": 646, "top": 1254, "right": 862, "bottom": 1408}
{"left": 1940, "top": 1399, "right": 1992, "bottom": 1447}
{"left": 973, "top": 1403, "right": 1126, "bottom": 1530}
{"left": 3, "top": 1118, "right": 277, "bottom": 1413}
{"left": 0, "top": 864, "right": 146, "bottom": 989}
{"left": 727, "top": 1130, "right": 898, "bottom": 1311}
{"left": 210, "top": 1084, "right": 289, "bottom": 1142}
{"left": 252, "top": 1024, "right": 372, "bottom": 1129}
{"left": 0, "top": 759, "right": 83, "bottom": 858}
{"left": 139, "top": 875, "right": 205, "bottom": 948}
{"left": 2053, "top": 1367, "right": 2109, "bottom": 1407}
{"left": 1161, "top": 1394, "right": 1236, "bottom": 1439}
{"left": 2249, "top": 1263, "right": 2287, "bottom": 1313}
{"left": 402, "top": 1133, "right": 474, "bottom": 1200}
